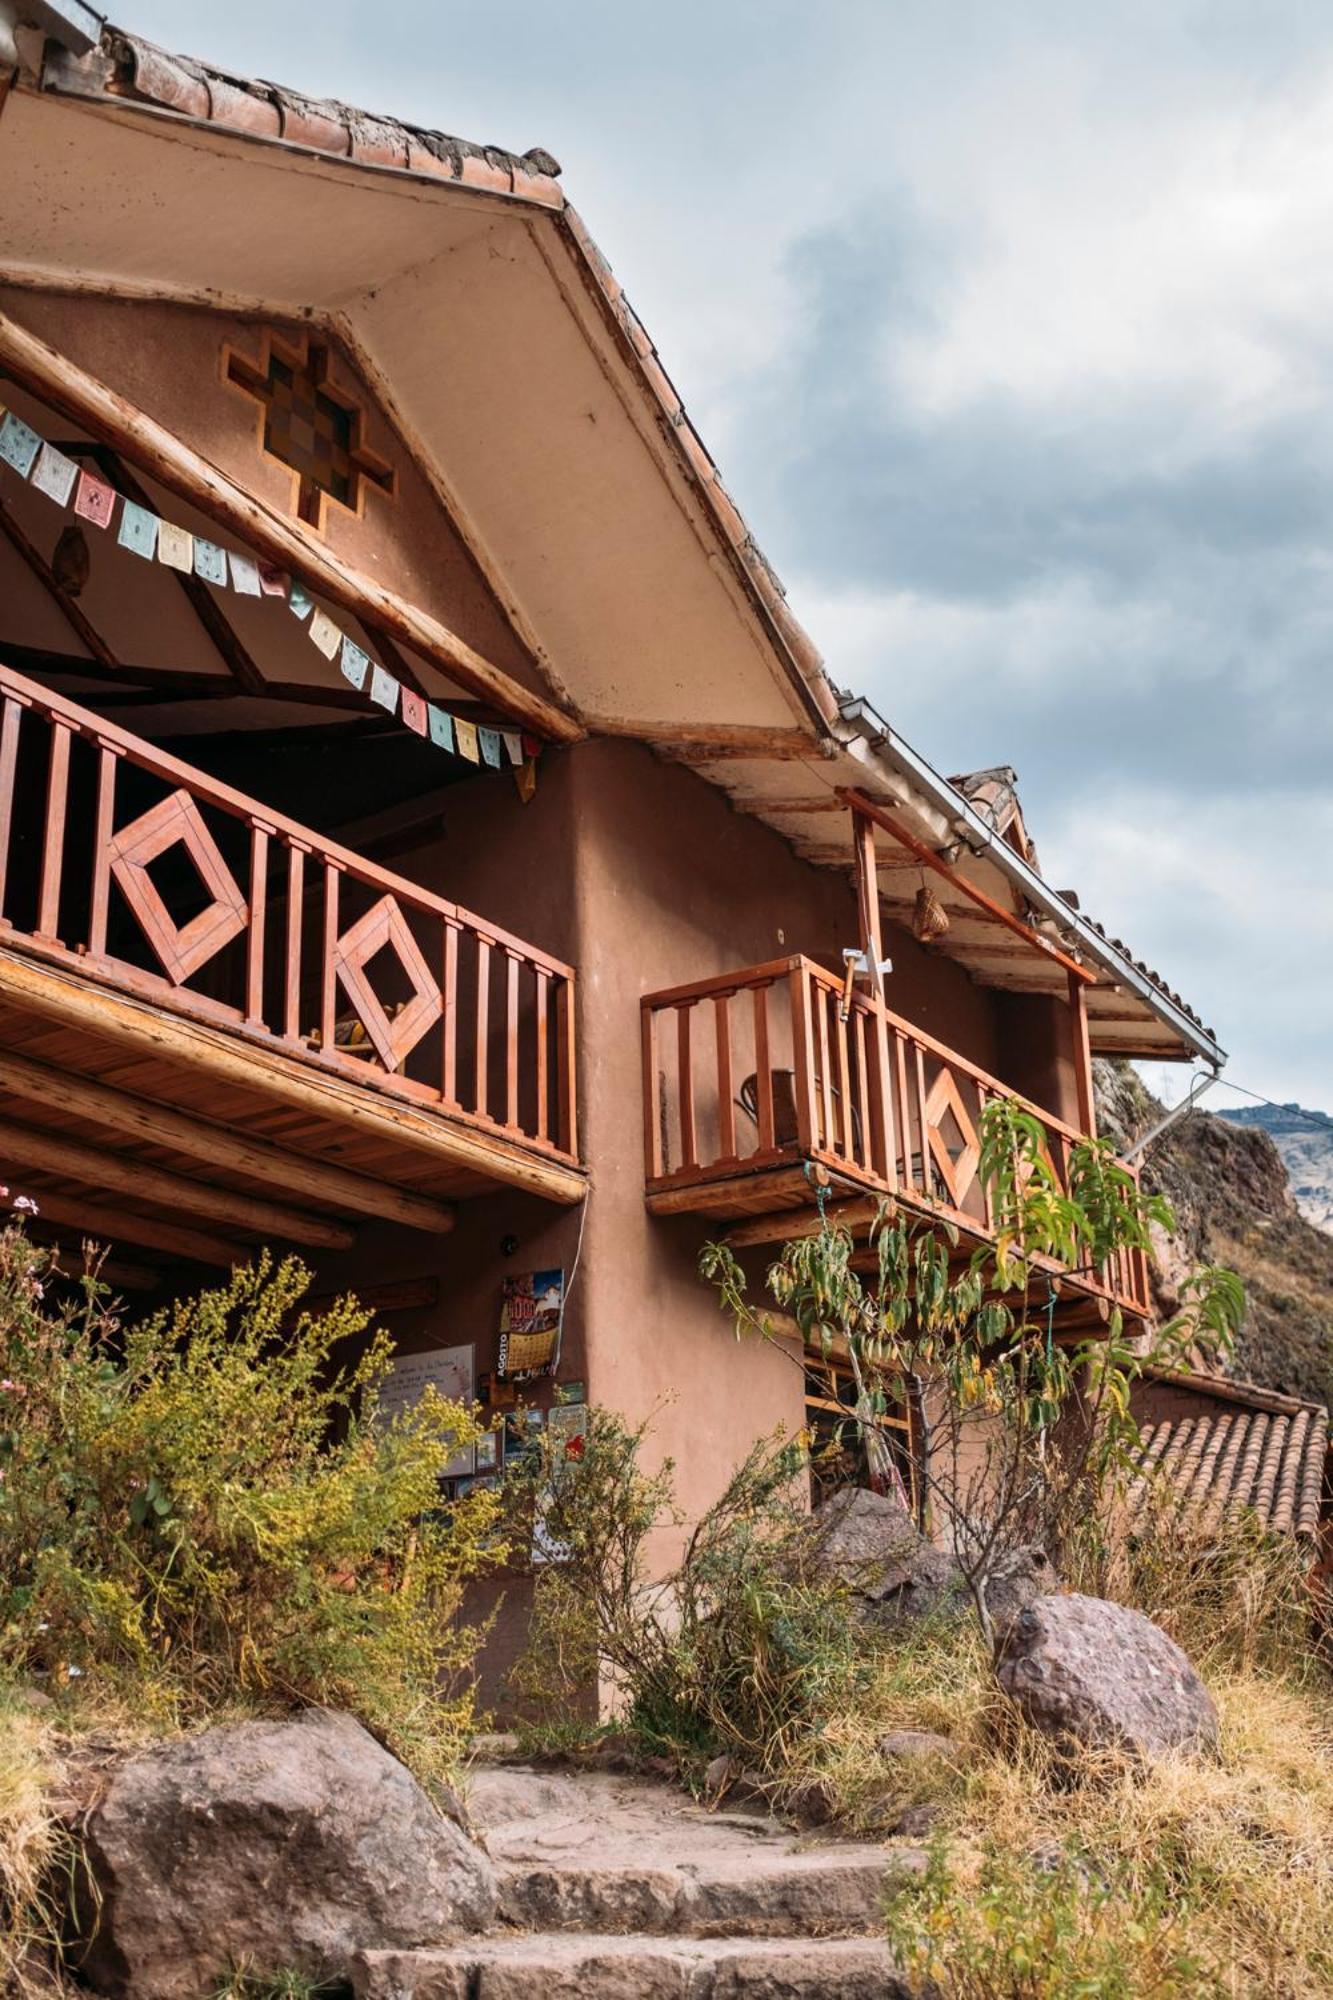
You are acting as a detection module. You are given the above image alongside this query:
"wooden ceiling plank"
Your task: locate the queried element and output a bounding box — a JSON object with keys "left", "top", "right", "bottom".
{"left": 19, "top": 1182, "right": 245, "bottom": 1267}
{"left": 0, "top": 1045, "right": 457, "bottom": 1232}
{"left": 0, "top": 1115, "right": 354, "bottom": 1248}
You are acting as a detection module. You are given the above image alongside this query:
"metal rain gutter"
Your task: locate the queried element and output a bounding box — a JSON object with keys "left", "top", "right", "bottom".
{"left": 833, "top": 696, "right": 1226, "bottom": 1070}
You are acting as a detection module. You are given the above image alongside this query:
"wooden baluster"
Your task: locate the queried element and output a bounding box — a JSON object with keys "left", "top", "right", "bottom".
{"left": 914, "top": 1044, "right": 932, "bottom": 1200}
{"left": 833, "top": 987, "right": 854, "bottom": 1160}
{"left": 36, "top": 717, "right": 71, "bottom": 943}
{"left": 320, "top": 861, "right": 340, "bottom": 1057}
{"left": 894, "top": 1030, "right": 912, "bottom": 1185}
{"left": 751, "top": 982, "right": 776, "bottom": 1154}
{"left": 714, "top": 991, "right": 735, "bottom": 1161}
{"left": 505, "top": 949, "right": 521, "bottom": 1130}
{"left": 677, "top": 1002, "right": 697, "bottom": 1168}
{"left": 852, "top": 1004, "right": 869, "bottom": 1169}
{"left": 641, "top": 1002, "right": 661, "bottom": 1178}
{"left": 787, "top": 963, "right": 816, "bottom": 1154}
{"left": 86, "top": 742, "right": 118, "bottom": 959}
{"left": 475, "top": 934, "right": 491, "bottom": 1120}
{"left": 814, "top": 979, "right": 833, "bottom": 1152}
{"left": 442, "top": 918, "right": 460, "bottom": 1106}
{"left": 0, "top": 695, "right": 25, "bottom": 924}
{"left": 556, "top": 975, "right": 577, "bottom": 1158}
{"left": 245, "top": 821, "right": 270, "bottom": 1027}
{"left": 964, "top": 1088, "right": 984, "bottom": 1224}
{"left": 284, "top": 841, "right": 306, "bottom": 1042}
{"left": 536, "top": 968, "right": 551, "bottom": 1144}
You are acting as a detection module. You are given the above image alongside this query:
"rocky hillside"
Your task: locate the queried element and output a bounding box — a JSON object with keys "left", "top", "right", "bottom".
{"left": 1216, "top": 1101, "right": 1333, "bottom": 1235}
{"left": 1096, "top": 1062, "right": 1333, "bottom": 1408}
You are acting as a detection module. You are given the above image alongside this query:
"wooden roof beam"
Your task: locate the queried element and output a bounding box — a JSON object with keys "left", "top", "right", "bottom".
{"left": 0, "top": 309, "right": 581, "bottom": 745}
{"left": 77, "top": 443, "right": 269, "bottom": 697}
{"left": 0, "top": 1045, "right": 458, "bottom": 1233}
{"left": 839, "top": 788, "right": 1096, "bottom": 986}
{"left": 0, "top": 497, "right": 120, "bottom": 670}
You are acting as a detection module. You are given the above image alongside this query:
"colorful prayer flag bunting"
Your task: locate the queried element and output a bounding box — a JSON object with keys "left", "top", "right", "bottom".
{"left": 522, "top": 733, "right": 542, "bottom": 761}
{"left": 73, "top": 468, "right": 116, "bottom": 529}
{"left": 193, "top": 538, "right": 228, "bottom": 586}
{"left": 157, "top": 520, "right": 194, "bottom": 573}
{"left": 228, "top": 551, "right": 262, "bottom": 597}
{"left": 479, "top": 726, "right": 502, "bottom": 769}
{"left": 340, "top": 636, "right": 370, "bottom": 689}
{"left": 308, "top": 608, "right": 342, "bottom": 659}
{"left": 455, "top": 717, "right": 480, "bottom": 764}
{"left": 502, "top": 731, "right": 523, "bottom": 767}
{"left": 427, "top": 705, "right": 455, "bottom": 752}
{"left": 288, "top": 581, "right": 314, "bottom": 620}
{"left": 400, "top": 688, "right": 428, "bottom": 736}
{"left": 117, "top": 501, "right": 159, "bottom": 561}
{"left": 0, "top": 412, "right": 42, "bottom": 478}
{"left": 258, "top": 562, "right": 289, "bottom": 597}
{"left": 369, "top": 664, "right": 398, "bottom": 713}
{"left": 29, "top": 443, "right": 78, "bottom": 507}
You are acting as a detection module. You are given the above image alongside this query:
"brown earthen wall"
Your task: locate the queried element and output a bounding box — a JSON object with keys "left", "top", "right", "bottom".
{"left": 0, "top": 288, "right": 542, "bottom": 691}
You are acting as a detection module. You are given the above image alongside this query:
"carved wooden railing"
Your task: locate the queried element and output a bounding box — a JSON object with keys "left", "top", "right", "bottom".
{"left": 0, "top": 665, "right": 578, "bottom": 1164}
{"left": 642, "top": 955, "right": 1150, "bottom": 1316}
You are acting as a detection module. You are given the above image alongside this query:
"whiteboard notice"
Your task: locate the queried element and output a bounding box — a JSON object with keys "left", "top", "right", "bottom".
{"left": 378, "top": 1343, "right": 475, "bottom": 1481}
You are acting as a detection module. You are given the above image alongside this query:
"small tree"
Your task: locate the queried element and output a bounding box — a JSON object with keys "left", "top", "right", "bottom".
{"left": 702, "top": 1098, "right": 1244, "bottom": 1643}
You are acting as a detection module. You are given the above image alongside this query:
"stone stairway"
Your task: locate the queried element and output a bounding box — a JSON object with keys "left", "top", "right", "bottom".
{"left": 353, "top": 1765, "right": 924, "bottom": 1997}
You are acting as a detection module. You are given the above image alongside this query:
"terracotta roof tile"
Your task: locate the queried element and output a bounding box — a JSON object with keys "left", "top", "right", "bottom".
{"left": 1129, "top": 1397, "right": 1329, "bottom": 1540}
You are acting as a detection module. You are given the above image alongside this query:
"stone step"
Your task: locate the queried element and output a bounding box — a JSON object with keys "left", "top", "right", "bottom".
{"left": 495, "top": 1845, "right": 917, "bottom": 1938}
{"left": 353, "top": 1929, "right": 913, "bottom": 1999}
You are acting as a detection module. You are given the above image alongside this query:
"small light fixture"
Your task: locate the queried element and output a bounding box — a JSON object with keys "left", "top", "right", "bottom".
{"left": 912, "top": 877, "right": 950, "bottom": 943}
{"left": 52, "top": 523, "right": 90, "bottom": 598}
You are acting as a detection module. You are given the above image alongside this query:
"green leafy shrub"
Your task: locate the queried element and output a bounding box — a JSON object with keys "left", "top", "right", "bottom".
{"left": 504, "top": 1408, "right": 865, "bottom": 1770}
{"left": 885, "top": 1839, "right": 1216, "bottom": 1999}
{"left": 0, "top": 1228, "right": 501, "bottom": 1790}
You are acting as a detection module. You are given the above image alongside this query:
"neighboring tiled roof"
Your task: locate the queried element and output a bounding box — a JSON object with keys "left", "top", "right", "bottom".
{"left": 1129, "top": 1377, "right": 1329, "bottom": 1540}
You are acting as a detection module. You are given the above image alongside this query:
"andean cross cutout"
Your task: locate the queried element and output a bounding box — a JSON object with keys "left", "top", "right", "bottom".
{"left": 225, "top": 333, "right": 395, "bottom": 529}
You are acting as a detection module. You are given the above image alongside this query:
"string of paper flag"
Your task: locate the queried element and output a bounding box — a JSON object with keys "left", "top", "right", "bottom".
{"left": 0, "top": 407, "right": 540, "bottom": 775}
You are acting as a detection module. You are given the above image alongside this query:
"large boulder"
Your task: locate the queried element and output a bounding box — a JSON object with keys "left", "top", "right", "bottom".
{"left": 70, "top": 1708, "right": 497, "bottom": 2000}
{"left": 810, "top": 1488, "right": 966, "bottom": 1629}
{"left": 995, "top": 1594, "right": 1219, "bottom": 1762}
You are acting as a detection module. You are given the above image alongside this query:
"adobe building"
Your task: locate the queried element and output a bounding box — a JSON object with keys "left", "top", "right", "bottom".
{"left": 0, "top": 17, "right": 1227, "bottom": 1676}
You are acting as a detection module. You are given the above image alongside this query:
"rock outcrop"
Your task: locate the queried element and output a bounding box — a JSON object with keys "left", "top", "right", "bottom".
{"left": 810, "top": 1487, "right": 1056, "bottom": 1636}
{"left": 70, "top": 1709, "right": 496, "bottom": 2000}
{"left": 995, "top": 1593, "right": 1219, "bottom": 1762}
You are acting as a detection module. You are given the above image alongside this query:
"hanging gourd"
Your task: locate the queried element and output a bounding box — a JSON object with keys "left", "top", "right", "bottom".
{"left": 913, "top": 879, "right": 950, "bottom": 942}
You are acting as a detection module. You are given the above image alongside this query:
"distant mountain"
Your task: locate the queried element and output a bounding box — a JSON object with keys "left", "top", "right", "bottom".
{"left": 1217, "top": 1102, "right": 1333, "bottom": 1235}
{"left": 1097, "top": 1065, "right": 1333, "bottom": 1407}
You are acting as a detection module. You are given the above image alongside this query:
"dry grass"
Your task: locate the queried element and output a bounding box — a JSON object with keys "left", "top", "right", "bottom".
{"left": 0, "top": 1694, "right": 68, "bottom": 1995}
{"left": 788, "top": 1557, "right": 1333, "bottom": 1998}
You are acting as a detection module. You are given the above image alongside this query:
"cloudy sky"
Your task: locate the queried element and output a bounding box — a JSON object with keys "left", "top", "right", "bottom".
{"left": 126, "top": 1, "right": 1333, "bottom": 1111}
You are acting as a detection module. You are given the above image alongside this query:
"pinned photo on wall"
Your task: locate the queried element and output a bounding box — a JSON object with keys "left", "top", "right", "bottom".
{"left": 496, "top": 1269, "right": 565, "bottom": 1382}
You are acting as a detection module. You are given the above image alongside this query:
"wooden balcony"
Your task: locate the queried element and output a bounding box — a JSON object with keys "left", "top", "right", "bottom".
{"left": 641, "top": 955, "right": 1151, "bottom": 1324}
{"left": 0, "top": 664, "right": 582, "bottom": 1276}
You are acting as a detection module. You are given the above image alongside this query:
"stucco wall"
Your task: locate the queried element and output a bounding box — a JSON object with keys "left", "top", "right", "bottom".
{"left": 0, "top": 288, "right": 542, "bottom": 692}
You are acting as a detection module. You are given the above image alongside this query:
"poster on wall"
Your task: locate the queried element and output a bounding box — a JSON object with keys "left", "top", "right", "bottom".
{"left": 379, "top": 1343, "right": 476, "bottom": 1480}
{"left": 496, "top": 1269, "right": 565, "bottom": 1381}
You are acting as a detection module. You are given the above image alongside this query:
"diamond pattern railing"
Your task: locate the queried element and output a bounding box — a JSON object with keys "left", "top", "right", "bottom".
{"left": 0, "top": 664, "right": 578, "bottom": 1165}
{"left": 641, "top": 954, "right": 1151, "bottom": 1319}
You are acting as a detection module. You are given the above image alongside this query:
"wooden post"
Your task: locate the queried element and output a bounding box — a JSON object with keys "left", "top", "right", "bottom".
{"left": 851, "top": 807, "right": 896, "bottom": 1186}
{"left": 1069, "top": 969, "right": 1097, "bottom": 1138}
{"left": 788, "top": 961, "right": 817, "bottom": 1154}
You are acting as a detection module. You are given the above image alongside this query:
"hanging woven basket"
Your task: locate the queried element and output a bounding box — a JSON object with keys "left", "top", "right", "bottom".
{"left": 912, "top": 883, "right": 951, "bottom": 942}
